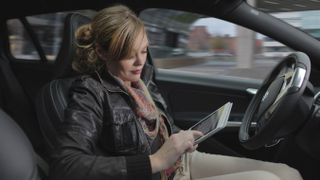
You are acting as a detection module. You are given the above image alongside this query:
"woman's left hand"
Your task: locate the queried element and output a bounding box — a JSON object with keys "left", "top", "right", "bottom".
{"left": 149, "top": 130, "right": 203, "bottom": 173}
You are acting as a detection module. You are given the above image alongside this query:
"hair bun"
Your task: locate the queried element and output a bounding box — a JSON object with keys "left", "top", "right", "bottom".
{"left": 75, "top": 24, "right": 94, "bottom": 46}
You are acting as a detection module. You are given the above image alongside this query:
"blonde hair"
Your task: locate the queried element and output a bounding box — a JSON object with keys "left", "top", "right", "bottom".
{"left": 73, "top": 4, "right": 146, "bottom": 73}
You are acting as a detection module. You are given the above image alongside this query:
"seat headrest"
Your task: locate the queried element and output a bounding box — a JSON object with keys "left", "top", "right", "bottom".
{"left": 0, "top": 109, "right": 39, "bottom": 180}
{"left": 53, "top": 13, "right": 92, "bottom": 78}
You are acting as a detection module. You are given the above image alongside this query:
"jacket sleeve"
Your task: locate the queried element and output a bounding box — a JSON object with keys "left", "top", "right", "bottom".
{"left": 49, "top": 77, "right": 152, "bottom": 180}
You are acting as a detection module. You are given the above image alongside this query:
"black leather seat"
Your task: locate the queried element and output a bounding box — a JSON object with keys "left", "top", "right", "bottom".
{"left": 0, "top": 54, "right": 43, "bottom": 153}
{"left": 0, "top": 109, "right": 41, "bottom": 180}
{"left": 36, "top": 13, "right": 92, "bottom": 153}
{"left": 36, "top": 78, "right": 75, "bottom": 152}
{"left": 53, "top": 12, "right": 92, "bottom": 78}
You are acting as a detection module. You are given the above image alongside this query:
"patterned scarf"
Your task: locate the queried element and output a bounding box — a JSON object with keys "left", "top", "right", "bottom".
{"left": 122, "top": 79, "right": 181, "bottom": 179}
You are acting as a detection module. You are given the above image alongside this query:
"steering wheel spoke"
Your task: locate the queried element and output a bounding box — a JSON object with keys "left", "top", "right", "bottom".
{"left": 272, "top": 70, "right": 293, "bottom": 106}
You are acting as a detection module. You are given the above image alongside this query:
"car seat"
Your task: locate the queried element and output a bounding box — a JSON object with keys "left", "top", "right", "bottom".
{"left": 0, "top": 108, "right": 42, "bottom": 180}
{"left": 35, "top": 12, "right": 92, "bottom": 154}
{"left": 53, "top": 12, "right": 93, "bottom": 78}
{"left": 0, "top": 54, "right": 43, "bottom": 153}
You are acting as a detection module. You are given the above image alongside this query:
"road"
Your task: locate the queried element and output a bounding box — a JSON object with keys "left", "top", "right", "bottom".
{"left": 172, "top": 59, "right": 279, "bottom": 80}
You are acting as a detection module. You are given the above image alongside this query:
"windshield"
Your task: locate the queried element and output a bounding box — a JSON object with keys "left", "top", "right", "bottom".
{"left": 270, "top": 10, "right": 320, "bottom": 40}
{"left": 256, "top": 0, "right": 320, "bottom": 40}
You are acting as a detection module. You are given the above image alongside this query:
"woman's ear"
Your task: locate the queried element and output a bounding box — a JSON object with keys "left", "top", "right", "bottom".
{"left": 95, "top": 43, "right": 108, "bottom": 61}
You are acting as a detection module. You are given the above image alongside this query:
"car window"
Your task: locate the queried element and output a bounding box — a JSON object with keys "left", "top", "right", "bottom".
{"left": 7, "top": 10, "right": 95, "bottom": 61}
{"left": 7, "top": 19, "right": 40, "bottom": 60}
{"left": 139, "top": 8, "right": 293, "bottom": 80}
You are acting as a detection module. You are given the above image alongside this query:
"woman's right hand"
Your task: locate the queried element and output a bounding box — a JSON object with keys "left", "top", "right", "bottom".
{"left": 149, "top": 130, "right": 203, "bottom": 173}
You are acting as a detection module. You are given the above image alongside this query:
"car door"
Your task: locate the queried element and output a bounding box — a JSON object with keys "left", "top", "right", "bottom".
{"left": 139, "top": 8, "right": 289, "bottom": 159}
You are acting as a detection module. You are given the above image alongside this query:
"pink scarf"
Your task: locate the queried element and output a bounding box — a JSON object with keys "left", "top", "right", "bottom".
{"left": 122, "top": 79, "right": 181, "bottom": 179}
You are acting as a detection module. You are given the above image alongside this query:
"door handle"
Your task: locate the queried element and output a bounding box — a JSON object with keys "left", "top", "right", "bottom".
{"left": 246, "top": 88, "right": 257, "bottom": 95}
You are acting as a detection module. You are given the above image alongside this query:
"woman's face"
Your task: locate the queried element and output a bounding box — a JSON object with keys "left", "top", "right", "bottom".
{"left": 107, "top": 31, "right": 148, "bottom": 86}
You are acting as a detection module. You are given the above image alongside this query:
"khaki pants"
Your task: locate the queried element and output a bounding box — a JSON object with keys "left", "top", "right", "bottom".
{"left": 174, "top": 151, "right": 302, "bottom": 180}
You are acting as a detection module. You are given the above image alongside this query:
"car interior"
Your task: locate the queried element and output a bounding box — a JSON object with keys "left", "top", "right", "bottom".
{"left": 0, "top": 108, "right": 42, "bottom": 180}
{"left": 1, "top": 0, "right": 320, "bottom": 180}
{"left": 35, "top": 12, "right": 91, "bottom": 157}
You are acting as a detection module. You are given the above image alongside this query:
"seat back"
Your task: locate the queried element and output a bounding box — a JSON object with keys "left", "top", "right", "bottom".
{"left": 53, "top": 12, "right": 92, "bottom": 78}
{"left": 36, "top": 78, "right": 75, "bottom": 152}
{"left": 0, "top": 79, "right": 4, "bottom": 108}
{"left": 36, "top": 13, "right": 92, "bottom": 153}
{"left": 0, "top": 109, "right": 41, "bottom": 180}
{"left": 0, "top": 54, "right": 43, "bottom": 152}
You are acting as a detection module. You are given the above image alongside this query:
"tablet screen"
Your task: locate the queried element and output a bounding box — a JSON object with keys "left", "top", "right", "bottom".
{"left": 190, "top": 102, "right": 232, "bottom": 144}
{"left": 191, "top": 111, "right": 220, "bottom": 135}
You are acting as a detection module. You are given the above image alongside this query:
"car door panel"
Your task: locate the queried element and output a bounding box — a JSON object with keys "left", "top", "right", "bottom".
{"left": 155, "top": 69, "right": 260, "bottom": 127}
{"left": 155, "top": 69, "right": 275, "bottom": 158}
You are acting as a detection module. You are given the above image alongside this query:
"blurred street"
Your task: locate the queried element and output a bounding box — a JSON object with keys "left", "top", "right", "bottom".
{"left": 171, "top": 58, "right": 279, "bottom": 80}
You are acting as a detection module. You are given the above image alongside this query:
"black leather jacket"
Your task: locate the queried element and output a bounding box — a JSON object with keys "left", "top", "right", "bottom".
{"left": 49, "top": 64, "right": 180, "bottom": 180}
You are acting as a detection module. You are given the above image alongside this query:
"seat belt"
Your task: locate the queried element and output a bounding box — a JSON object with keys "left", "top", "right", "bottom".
{"left": 35, "top": 152, "right": 49, "bottom": 177}
{"left": 0, "top": 83, "right": 4, "bottom": 108}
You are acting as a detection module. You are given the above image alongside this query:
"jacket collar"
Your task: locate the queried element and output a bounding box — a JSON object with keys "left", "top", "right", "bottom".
{"left": 93, "top": 63, "right": 154, "bottom": 93}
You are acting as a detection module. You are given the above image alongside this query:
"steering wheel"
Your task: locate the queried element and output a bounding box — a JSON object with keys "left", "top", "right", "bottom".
{"left": 239, "top": 52, "right": 311, "bottom": 150}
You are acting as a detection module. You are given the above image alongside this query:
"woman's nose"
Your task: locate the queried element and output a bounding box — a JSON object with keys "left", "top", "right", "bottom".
{"left": 135, "top": 54, "right": 145, "bottom": 65}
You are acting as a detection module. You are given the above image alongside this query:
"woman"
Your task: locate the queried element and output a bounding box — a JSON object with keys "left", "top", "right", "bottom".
{"left": 49, "top": 4, "right": 302, "bottom": 180}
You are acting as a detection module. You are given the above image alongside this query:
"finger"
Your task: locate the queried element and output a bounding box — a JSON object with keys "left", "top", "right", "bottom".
{"left": 185, "top": 139, "right": 194, "bottom": 150}
{"left": 185, "top": 140, "right": 193, "bottom": 152}
{"left": 186, "top": 144, "right": 198, "bottom": 153}
{"left": 191, "top": 130, "right": 204, "bottom": 138}
{"left": 193, "top": 144, "right": 198, "bottom": 149}
{"left": 185, "top": 129, "right": 202, "bottom": 137}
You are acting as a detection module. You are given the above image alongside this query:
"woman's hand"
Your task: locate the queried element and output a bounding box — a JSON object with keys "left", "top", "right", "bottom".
{"left": 149, "top": 130, "right": 203, "bottom": 173}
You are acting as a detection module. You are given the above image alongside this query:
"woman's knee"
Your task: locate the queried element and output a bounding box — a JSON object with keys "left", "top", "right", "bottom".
{"left": 274, "top": 163, "right": 303, "bottom": 180}
{"left": 246, "top": 170, "right": 280, "bottom": 180}
{"left": 195, "top": 170, "right": 280, "bottom": 180}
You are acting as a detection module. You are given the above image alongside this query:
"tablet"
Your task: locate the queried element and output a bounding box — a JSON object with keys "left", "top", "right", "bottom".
{"left": 189, "top": 102, "right": 233, "bottom": 144}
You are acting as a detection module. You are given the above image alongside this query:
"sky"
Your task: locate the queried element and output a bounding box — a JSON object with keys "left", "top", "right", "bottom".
{"left": 191, "top": 17, "right": 265, "bottom": 39}
{"left": 192, "top": 18, "right": 236, "bottom": 36}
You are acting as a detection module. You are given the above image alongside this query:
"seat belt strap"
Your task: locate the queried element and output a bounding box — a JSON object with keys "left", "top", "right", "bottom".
{"left": 35, "top": 152, "right": 49, "bottom": 177}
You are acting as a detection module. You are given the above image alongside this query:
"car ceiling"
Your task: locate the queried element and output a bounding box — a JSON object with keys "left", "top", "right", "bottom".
{"left": 2, "top": 0, "right": 320, "bottom": 19}
{"left": 0, "top": 0, "right": 237, "bottom": 20}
